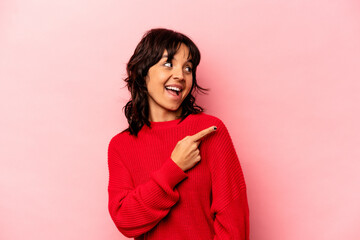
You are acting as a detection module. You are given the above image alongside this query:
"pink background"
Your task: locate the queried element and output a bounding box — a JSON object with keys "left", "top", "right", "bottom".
{"left": 1, "top": 0, "right": 360, "bottom": 239}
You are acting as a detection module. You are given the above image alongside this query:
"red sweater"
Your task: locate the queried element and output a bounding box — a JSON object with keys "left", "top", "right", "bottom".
{"left": 107, "top": 112, "right": 249, "bottom": 239}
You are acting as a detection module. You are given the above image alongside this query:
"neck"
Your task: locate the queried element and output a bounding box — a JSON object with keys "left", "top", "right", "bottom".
{"left": 148, "top": 107, "right": 182, "bottom": 122}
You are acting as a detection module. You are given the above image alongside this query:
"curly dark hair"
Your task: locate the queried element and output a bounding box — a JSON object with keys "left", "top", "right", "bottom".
{"left": 121, "top": 28, "right": 209, "bottom": 136}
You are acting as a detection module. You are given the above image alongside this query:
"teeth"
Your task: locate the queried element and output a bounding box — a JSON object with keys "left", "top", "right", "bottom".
{"left": 165, "top": 86, "right": 181, "bottom": 92}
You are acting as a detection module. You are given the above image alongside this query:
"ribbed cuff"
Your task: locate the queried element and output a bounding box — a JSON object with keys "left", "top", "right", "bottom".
{"left": 152, "top": 157, "right": 188, "bottom": 189}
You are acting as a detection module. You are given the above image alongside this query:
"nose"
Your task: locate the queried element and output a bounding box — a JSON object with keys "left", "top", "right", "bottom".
{"left": 172, "top": 66, "right": 184, "bottom": 80}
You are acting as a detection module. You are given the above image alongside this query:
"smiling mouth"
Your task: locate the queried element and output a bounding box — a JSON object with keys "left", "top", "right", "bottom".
{"left": 165, "top": 86, "right": 182, "bottom": 95}
{"left": 165, "top": 87, "right": 182, "bottom": 98}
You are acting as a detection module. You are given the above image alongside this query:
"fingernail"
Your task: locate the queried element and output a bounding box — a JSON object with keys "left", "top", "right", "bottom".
{"left": 213, "top": 126, "right": 217, "bottom": 130}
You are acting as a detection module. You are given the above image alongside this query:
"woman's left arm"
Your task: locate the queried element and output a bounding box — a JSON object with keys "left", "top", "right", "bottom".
{"left": 203, "top": 119, "right": 250, "bottom": 240}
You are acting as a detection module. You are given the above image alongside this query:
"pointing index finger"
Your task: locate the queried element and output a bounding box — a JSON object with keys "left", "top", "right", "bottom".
{"left": 191, "top": 126, "right": 217, "bottom": 142}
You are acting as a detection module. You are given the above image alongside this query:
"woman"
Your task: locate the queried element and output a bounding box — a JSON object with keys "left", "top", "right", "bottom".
{"left": 107, "top": 28, "right": 249, "bottom": 239}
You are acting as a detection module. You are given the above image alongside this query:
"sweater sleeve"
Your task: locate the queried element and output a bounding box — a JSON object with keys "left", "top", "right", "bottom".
{"left": 107, "top": 137, "right": 188, "bottom": 238}
{"left": 204, "top": 119, "right": 250, "bottom": 240}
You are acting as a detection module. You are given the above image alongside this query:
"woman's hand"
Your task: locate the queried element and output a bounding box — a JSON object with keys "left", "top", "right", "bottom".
{"left": 171, "top": 126, "right": 217, "bottom": 171}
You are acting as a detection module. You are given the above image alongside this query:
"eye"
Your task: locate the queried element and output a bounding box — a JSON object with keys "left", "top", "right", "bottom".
{"left": 185, "top": 66, "right": 193, "bottom": 73}
{"left": 164, "top": 62, "right": 172, "bottom": 67}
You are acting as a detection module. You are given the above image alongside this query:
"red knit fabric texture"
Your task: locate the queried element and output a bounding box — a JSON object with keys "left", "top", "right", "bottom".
{"left": 107, "top": 112, "right": 249, "bottom": 239}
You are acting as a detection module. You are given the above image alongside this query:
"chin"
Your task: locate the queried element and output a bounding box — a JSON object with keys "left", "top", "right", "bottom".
{"left": 165, "top": 104, "right": 182, "bottom": 112}
{"left": 167, "top": 106, "right": 180, "bottom": 112}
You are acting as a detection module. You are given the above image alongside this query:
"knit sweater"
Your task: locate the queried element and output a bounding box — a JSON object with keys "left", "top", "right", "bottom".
{"left": 107, "top": 112, "right": 249, "bottom": 239}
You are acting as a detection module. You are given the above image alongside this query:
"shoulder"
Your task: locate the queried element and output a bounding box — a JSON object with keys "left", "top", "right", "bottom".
{"left": 193, "top": 113, "right": 233, "bottom": 143}
{"left": 108, "top": 129, "right": 134, "bottom": 151}
{"left": 191, "top": 112, "right": 227, "bottom": 128}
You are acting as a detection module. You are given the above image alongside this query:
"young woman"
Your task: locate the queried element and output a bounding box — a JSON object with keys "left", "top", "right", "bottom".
{"left": 107, "top": 28, "right": 249, "bottom": 239}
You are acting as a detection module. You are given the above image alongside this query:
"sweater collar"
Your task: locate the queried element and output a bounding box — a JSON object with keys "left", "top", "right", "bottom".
{"left": 146, "top": 113, "right": 193, "bottom": 129}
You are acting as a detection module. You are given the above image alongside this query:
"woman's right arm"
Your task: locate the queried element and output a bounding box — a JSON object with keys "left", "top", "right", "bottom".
{"left": 107, "top": 137, "right": 188, "bottom": 238}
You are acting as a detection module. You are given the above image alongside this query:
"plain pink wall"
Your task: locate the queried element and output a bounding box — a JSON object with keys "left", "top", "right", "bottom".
{"left": 1, "top": 0, "right": 359, "bottom": 239}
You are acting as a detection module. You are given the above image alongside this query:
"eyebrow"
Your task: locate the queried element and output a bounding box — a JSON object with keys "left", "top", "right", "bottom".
{"left": 161, "top": 54, "right": 193, "bottom": 63}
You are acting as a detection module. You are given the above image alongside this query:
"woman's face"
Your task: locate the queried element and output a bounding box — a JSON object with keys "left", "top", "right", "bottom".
{"left": 145, "top": 43, "right": 193, "bottom": 117}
